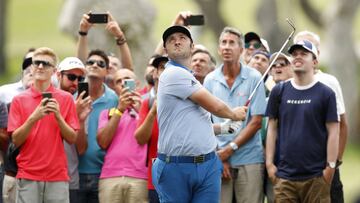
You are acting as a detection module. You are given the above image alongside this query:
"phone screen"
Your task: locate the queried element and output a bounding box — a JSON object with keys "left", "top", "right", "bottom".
{"left": 185, "top": 15, "right": 205, "bottom": 26}
{"left": 123, "top": 79, "right": 135, "bottom": 91}
{"left": 88, "top": 13, "right": 108, "bottom": 24}
{"left": 78, "top": 82, "right": 89, "bottom": 99}
{"left": 42, "top": 92, "right": 52, "bottom": 106}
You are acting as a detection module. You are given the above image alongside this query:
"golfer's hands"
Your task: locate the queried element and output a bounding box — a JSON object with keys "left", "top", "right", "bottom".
{"left": 220, "top": 119, "right": 243, "bottom": 134}
{"left": 267, "top": 163, "right": 278, "bottom": 184}
{"left": 232, "top": 106, "right": 247, "bottom": 121}
{"left": 217, "top": 146, "right": 234, "bottom": 161}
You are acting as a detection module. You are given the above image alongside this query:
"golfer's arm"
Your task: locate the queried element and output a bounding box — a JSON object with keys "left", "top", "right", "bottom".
{"left": 189, "top": 87, "right": 236, "bottom": 120}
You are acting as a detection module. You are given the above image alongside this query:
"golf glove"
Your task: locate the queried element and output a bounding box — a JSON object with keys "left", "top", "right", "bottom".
{"left": 220, "top": 119, "right": 243, "bottom": 134}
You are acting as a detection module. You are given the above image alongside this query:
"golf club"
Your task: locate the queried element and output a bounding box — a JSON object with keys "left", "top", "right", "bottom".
{"left": 226, "top": 18, "right": 296, "bottom": 134}
{"left": 244, "top": 18, "right": 296, "bottom": 107}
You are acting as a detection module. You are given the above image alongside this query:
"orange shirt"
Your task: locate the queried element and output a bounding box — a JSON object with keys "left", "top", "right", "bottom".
{"left": 8, "top": 85, "right": 79, "bottom": 181}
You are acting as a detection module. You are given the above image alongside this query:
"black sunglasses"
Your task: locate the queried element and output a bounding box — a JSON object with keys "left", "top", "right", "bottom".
{"left": 86, "top": 60, "right": 106, "bottom": 68}
{"left": 32, "top": 60, "right": 54, "bottom": 68}
{"left": 62, "top": 73, "right": 85, "bottom": 82}
{"left": 245, "top": 42, "right": 262, "bottom": 49}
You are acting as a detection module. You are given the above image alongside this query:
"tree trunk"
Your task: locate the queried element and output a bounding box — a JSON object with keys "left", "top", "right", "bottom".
{"left": 324, "top": 0, "right": 360, "bottom": 142}
{"left": 194, "top": 0, "right": 228, "bottom": 38}
{"left": 0, "top": 0, "right": 6, "bottom": 74}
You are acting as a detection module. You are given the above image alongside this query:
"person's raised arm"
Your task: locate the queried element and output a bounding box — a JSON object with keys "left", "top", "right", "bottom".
{"left": 75, "top": 92, "right": 92, "bottom": 155}
{"left": 135, "top": 100, "right": 157, "bottom": 145}
{"left": 106, "top": 12, "right": 133, "bottom": 71}
{"left": 77, "top": 13, "right": 93, "bottom": 62}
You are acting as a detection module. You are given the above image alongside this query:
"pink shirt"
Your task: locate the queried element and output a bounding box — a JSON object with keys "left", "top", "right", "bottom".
{"left": 8, "top": 85, "right": 79, "bottom": 181}
{"left": 98, "top": 109, "right": 147, "bottom": 179}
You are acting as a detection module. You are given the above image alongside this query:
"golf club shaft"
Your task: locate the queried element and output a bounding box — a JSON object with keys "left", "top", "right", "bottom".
{"left": 245, "top": 20, "right": 295, "bottom": 107}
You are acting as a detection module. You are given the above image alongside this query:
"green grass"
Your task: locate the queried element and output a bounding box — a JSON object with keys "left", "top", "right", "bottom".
{"left": 3, "top": 1, "right": 360, "bottom": 200}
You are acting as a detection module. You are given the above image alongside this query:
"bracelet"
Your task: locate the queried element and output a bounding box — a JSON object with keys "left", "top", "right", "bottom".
{"left": 115, "top": 36, "right": 127, "bottom": 46}
{"left": 108, "top": 108, "right": 123, "bottom": 117}
{"left": 78, "top": 31, "right": 88, "bottom": 36}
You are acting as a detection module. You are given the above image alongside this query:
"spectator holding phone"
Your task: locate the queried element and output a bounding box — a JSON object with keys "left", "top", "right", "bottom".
{"left": 97, "top": 69, "right": 147, "bottom": 203}
{"left": 56, "top": 57, "right": 92, "bottom": 203}
{"left": 7, "top": 47, "right": 79, "bottom": 203}
{"left": 76, "top": 49, "right": 118, "bottom": 203}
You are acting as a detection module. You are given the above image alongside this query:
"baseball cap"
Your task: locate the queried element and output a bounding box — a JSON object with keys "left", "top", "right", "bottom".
{"left": 244, "top": 32, "right": 260, "bottom": 43}
{"left": 260, "top": 38, "right": 270, "bottom": 53}
{"left": 152, "top": 55, "right": 168, "bottom": 69}
{"left": 270, "top": 52, "right": 291, "bottom": 64}
{"left": 162, "top": 26, "right": 193, "bottom": 47}
{"left": 288, "top": 40, "right": 318, "bottom": 59}
{"left": 252, "top": 50, "right": 270, "bottom": 59}
{"left": 58, "top": 57, "right": 86, "bottom": 74}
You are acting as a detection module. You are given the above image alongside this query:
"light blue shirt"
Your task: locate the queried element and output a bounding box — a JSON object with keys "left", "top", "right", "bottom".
{"left": 78, "top": 84, "right": 118, "bottom": 174}
{"left": 203, "top": 63, "right": 266, "bottom": 166}
{"left": 157, "top": 61, "right": 217, "bottom": 156}
{"left": 0, "top": 81, "right": 26, "bottom": 105}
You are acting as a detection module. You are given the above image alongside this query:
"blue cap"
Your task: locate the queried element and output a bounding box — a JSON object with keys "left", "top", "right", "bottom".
{"left": 288, "top": 40, "right": 318, "bottom": 59}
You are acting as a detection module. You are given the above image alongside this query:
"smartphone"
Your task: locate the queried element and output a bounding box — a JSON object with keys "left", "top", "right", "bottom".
{"left": 88, "top": 13, "right": 108, "bottom": 24}
{"left": 42, "top": 92, "right": 52, "bottom": 106}
{"left": 123, "top": 79, "right": 135, "bottom": 91}
{"left": 184, "top": 15, "right": 205, "bottom": 26}
{"left": 78, "top": 82, "right": 89, "bottom": 99}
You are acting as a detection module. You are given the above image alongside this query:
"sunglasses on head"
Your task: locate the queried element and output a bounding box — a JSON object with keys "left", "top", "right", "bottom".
{"left": 32, "top": 60, "right": 54, "bottom": 68}
{"left": 245, "top": 42, "right": 262, "bottom": 49}
{"left": 62, "top": 73, "right": 85, "bottom": 82}
{"left": 86, "top": 59, "right": 106, "bottom": 68}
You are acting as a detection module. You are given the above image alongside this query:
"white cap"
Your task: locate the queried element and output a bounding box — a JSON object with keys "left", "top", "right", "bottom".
{"left": 260, "top": 38, "right": 270, "bottom": 53}
{"left": 58, "top": 57, "right": 86, "bottom": 74}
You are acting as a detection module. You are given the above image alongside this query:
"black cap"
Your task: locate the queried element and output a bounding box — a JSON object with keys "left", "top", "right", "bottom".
{"left": 152, "top": 56, "right": 169, "bottom": 69}
{"left": 244, "top": 32, "right": 260, "bottom": 43}
{"left": 22, "top": 57, "right": 32, "bottom": 70}
{"left": 162, "top": 26, "right": 193, "bottom": 47}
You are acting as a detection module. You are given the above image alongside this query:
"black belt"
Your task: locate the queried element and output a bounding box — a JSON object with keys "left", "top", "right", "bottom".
{"left": 157, "top": 151, "right": 215, "bottom": 163}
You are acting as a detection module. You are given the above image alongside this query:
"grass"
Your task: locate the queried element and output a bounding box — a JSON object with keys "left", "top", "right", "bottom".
{"left": 3, "top": 1, "right": 360, "bottom": 200}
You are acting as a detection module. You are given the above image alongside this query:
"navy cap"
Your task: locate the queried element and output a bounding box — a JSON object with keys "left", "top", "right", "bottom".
{"left": 22, "top": 57, "right": 32, "bottom": 70}
{"left": 152, "top": 56, "right": 168, "bottom": 69}
{"left": 288, "top": 40, "right": 318, "bottom": 59}
{"left": 162, "top": 26, "right": 193, "bottom": 47}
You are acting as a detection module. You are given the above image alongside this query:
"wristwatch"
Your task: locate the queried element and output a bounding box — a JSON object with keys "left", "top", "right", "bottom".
{"left": 327, "top": 161, "right": 336, "bottom": 169}
{"left": 229, "top": 142, "right": 238, "bottom": 151}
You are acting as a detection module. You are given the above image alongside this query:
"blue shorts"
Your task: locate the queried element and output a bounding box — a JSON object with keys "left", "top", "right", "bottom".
{"left": 152, "top": 153, "right": 222, "bottom": 203}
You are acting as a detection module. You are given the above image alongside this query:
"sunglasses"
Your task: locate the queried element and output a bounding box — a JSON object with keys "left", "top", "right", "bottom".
{"left": 86, "top": 60, "right": 106, "bottom": 68}
{"left": 245, "top": 42, "right": 262, "bottom": 49}
{"left": 62, "top": 73, "right": 85, "bottom": 82}
{"left": 32, "top": 60, "right": 54, "bottom": 68}
{"left": 271, "top": 62, "right": 288, "bottom": 68}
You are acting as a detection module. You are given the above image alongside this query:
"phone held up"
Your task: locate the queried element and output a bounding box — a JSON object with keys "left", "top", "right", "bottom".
{"left": 88, "top": 13, "right": 108, "bottom": 24}
{"left": 184, "top": 15, "right": 205, "bottom": 26}
{"left": 78, "top": 82, "right": 89, "bottom": 99}
{"left": 123, "top": 79, "right": 135, "bottom": 92}
{"left": 42, "top": 92, "right": 52, "bottom": 106}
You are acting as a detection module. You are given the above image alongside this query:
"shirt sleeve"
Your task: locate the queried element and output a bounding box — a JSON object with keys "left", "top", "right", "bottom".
{"left": 265, "top": 83, "right": 282, "bottom": 119}
{"left": 326, "top": 90, "right": 339, "bottom": 122}
{"left": 64, "top": 96, "right": 80, "bottom": 131}
{"left": 7, "top": 97, "right": 22, "bottom": 133}
{"left": 164, "top": 69, "right": 202, "bottom": 100}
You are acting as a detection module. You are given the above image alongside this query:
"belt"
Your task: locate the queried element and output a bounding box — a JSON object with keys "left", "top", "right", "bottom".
{"left": 157, "top": 152, "right": 215, "bottom": 163}
{"left": 5, "top": 171, "right": 16, "bottom": 177}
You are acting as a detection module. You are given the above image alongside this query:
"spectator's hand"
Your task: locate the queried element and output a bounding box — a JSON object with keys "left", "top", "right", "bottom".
{"left": 117, "top": 88, "right": 133, "bottom": 113}
{"left": 29, "top": 98, "right": 53, "bottom": 121}
{"left": 220, "top": 119, "right": 243, "bottom": 134}
{"left": 75, "top": 92, "right": 92, "bottom": 122}
{"left": 217, "top": 146, "right": 233, "bottom": 161}
{"left": 322, "top": 167, "right": 335, "bottom": 185}
{"left": 129, "top": 91, "right": 142, "bottom": 112}
{"left": 172, "top": 11, "right": 191, "bottom": 26}
{"left": 222, "top": 161, "right": 232, "bottom": 180}
{"left": 105, "top": 12, "right": 124, "bottom": 39}
{"left": 79, "top": 12, "right": 93, "bottom": 33}
{"left": 232, "top": 106, "right": 247, "bottom": 121}
{"left": 46, "top": 98, "right": 61, "bottom": 118}
{"left": 267, "top": 163, "right": 278, "bottom": 184}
